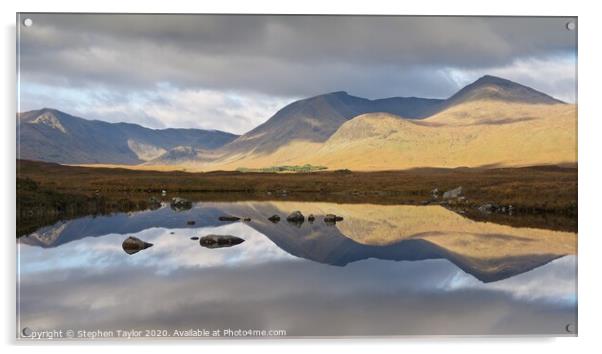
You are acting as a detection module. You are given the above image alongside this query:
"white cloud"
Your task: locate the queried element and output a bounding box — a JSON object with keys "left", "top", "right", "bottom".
{"left": 20, "top": 83, "right": 296, "bottom": 135}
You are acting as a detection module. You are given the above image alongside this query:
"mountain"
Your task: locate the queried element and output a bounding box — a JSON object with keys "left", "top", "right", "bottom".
{"left": 17, "top": 108, "right": 238, "bottom": 164}
{"left": 280, "top": 101, "right": 576, "bottom": 170}
{"left": 216, "top": 91, "right": 444, "bottom": 156}
{"left": 214, "top": 75, "right": 564, "bottom": 159}
{"left": 18, "top": 75, "right": 575, "bottom": 170}
{"left": 183, "top": 75, "right": 574, "bottom": 171}
{"left": 443, "top": 75, "right": 565, "bottom": 107}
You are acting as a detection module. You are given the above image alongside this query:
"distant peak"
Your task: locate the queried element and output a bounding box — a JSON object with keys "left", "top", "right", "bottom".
{"left": 447, "top": 75, "right": 564, "bottom": 105}
{"left": 327, "top": 91, "right": 349, "bottom": 96}
{"left": 472, "top": 75, "right": 517, "bottom": 87}
{"left": 27, "top": 110, "right": 68, "bottom": 133}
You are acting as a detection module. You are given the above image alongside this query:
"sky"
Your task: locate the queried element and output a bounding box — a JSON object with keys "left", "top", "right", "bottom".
{"left": 18, "top": 14, "right": 577, "bottom": 135}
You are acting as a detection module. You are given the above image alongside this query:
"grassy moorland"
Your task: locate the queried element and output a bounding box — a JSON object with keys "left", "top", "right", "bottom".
{"left": 17, "top": 159, "right": 577, "bottom": 236}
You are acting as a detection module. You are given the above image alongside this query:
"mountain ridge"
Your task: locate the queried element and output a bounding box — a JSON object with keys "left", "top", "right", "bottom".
{"left": 216, "top": 90, "right": 445, "bottom": 156}
{"left": 18, "top": 75, "right": 572, "bottom": 168}
{"left": 18, "top": 108, "right": 239, "bottom": 164}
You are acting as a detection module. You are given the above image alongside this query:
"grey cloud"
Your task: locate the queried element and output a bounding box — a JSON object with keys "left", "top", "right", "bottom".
{"left": 17, "top": 14, "right": 577, "bottom": 130}
{"left": 19, "top": 14, "right": 576, "bottom": 97}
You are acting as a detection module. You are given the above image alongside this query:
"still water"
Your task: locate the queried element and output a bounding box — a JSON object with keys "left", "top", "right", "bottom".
{"left": 17, "top": 201, "right": 577, "bottom": 337}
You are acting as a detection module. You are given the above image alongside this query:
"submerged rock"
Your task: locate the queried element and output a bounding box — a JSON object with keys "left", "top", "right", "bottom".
{"left": 170, "top": 197, "right": 192, "bottom": 211}
{"left": 219, "top": 215, "right": 240, "bottom": 222}
{"left": 268, "top": 215, "right": 281, "bottom": 223}
{"left": 122, "top": 236, "right": 153, "bottom": 255}
{"left": 199, "top": 234, "right": 245, "bottom": 249}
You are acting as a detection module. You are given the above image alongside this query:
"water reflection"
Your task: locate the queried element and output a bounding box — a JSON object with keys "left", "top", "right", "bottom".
{"left": 17, "top": 201, "right": 577, "bottom": 336}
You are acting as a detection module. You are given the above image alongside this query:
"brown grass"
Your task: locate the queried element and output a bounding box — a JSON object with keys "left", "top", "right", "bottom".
{"left": 17, "top": 159, "right": 577, "bottom": 236}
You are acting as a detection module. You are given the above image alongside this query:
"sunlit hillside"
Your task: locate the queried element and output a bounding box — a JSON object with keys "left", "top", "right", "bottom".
{"left": 168, "top": 100, "right": 575, "bottom": 171}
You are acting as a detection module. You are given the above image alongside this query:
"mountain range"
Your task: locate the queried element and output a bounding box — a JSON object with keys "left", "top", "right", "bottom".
{"left": 17, "top": 75, "right": 577, "bottom": 170}
{"left": 17, "top": 109, "right": 238, "bottom": 164}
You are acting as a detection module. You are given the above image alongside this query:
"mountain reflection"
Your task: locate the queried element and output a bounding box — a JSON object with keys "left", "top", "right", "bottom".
{"left": 17, "top": 201, "right": 577, "bottom": 336}
{"left": 19, "top": 201, "right": 576, "bottom": 283}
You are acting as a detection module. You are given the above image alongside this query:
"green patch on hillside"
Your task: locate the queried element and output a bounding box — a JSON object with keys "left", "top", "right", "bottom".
{"left": 236, "top": 164, "right": 328, "bottom": 173}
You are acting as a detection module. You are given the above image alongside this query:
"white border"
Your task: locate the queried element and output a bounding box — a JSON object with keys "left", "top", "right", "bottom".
{"left": 3, "top": 1, "right": 601, "bottom": 353}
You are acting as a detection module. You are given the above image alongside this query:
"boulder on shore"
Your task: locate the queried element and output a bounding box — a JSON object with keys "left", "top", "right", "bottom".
{"left": 122, "top": 236, "right": 153, "bottom": 255}
{"left": 431, "top": 188, "right": 440, "bottom": 199}
{"left": 199, "top": 234, "right": 245, "bottom": 249}
{"left": 443, "top": 186, "right": 463, "bottom": 199}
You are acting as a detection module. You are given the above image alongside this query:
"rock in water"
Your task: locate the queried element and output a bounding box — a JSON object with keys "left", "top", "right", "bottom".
{"left": 268, "top": 215, "right": 281, "bottom": 223}
{"left": 199, "top": 235, "right": 245, "bottom": 249}
{"left": 323, "top": 214, "right": 344, "bottom": 224}
{"left": 187, "top": 220, "right": 196, "bottom": 225}
{"left": 308, "top": 214, "right": 315, "bottom": 223}
{"left": 286, "top": 211, "right": 305, "bottom": 227}
{"left": 190, "top": 236, "right": 199, "bottom": 240}
{"left": 122, "top": 236, "right": 153, "bottom": 255}
{"left": 219, "top": 215, "right": 240, "bottom": 221}
{"left": 286, "top": 211, "right": 305, "bottom": 222}
{"left": 442, "top": 186, "right": 463, "bottom": 199}
{"left": 170, "top": 197, "right": 192, "bottom": 211}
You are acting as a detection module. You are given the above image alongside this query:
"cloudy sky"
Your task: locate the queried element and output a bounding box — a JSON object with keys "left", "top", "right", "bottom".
{"left": 18, "top": 14, "right": 577, "bottom": 134}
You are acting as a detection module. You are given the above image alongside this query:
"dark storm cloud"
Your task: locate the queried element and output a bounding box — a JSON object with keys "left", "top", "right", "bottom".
{"left": 20, "top": 14, "right": 576, "bottom": 97}
{"left": 17, "top": 14, "right": 577, "bottom": 130}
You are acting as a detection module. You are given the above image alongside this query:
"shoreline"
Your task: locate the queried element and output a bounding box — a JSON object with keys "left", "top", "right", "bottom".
{"left": 17, "top": 159, "right": 578, "bottom": 236}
